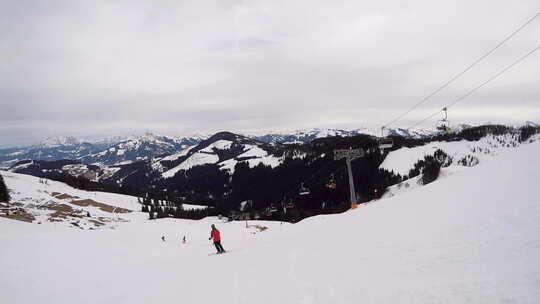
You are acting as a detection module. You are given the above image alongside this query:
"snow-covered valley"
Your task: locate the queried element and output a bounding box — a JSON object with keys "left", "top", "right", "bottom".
{"left": 1, "top": 138, "right": 539, "bottom": 303}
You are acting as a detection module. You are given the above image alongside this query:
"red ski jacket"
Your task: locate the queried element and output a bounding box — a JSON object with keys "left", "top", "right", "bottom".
{"left": 210, "top": 229, "right": 221, "bottom": 242}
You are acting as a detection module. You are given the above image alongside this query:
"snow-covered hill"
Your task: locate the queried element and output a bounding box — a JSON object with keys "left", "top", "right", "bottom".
{"left": 0, "top": 171, "right": 145, "bottom": 229}
{"left": 158, "top": 131, "right": 283, "bottom": 178}
{"left": 1, "top": 138, "right": 539, "bottom": 303}
{"left": 380, "top": 133, "right": 539, "bottom": 176}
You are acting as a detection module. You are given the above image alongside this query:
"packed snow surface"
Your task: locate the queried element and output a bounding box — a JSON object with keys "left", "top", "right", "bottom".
{"left": 1, "top": 141, "right": 540, "bottom": 303}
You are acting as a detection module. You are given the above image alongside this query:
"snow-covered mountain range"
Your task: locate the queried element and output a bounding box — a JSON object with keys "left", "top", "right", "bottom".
{"left": 0, "top": 139, "right": 111, "bottom": 169}
{"left": 0, "top": 127, "right": 433, "bottom": 168}
{"left": 6, "top": 131, "right": 288, "bottom": 188}
{"left": 249, "top": 127, "right": 435, "bottom": 144}
{"left": 79, "top": 133, "right": 203, "bottom": 166}
{"left": 0, "top": 133, "right": 205, "bottom": 168}
{"left": 6, "top": 125, "right": 539, "bottom": 194}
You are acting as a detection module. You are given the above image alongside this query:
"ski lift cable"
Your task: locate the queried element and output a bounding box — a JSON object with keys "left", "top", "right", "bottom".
{"left": 382, "top": 11, "right": 540, "bottom": 130}
{"left": 406, "top": 43, "right": 540, "bottom": 130}
{"left": 445, "top": 44, "right": 540, "bottom": 109}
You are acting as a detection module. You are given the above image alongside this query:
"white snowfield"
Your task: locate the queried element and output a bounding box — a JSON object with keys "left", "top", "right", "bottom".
{"left": 1, "top": 141, "right": 540, "bottom": 303}
{"left": 380, "top": 133, "right": 533, "bottom": 176}
{"left": 163, "top": 142, "right": 284, "bottom": 176}
{"left": 161, "top": 141, "right": 236, "bottom": 178}
{"left": 162, "top": 152, "right": 220, "bottom": 178}
{"left": 200, "top": 139, "right": 233, "bottom": 152}
{"left": 236, "top": 145, "right": 284, "bottom": 169}
{"left": 159, "top": 145, "right": 194, "bottom": 162}
{"left": 219, "top": 144, "right": 284, "bottom": 173}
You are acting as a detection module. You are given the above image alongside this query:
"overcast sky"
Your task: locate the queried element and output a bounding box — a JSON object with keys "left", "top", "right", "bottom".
{"left": 1, "top": 0, "right": 539, "bottom": 147}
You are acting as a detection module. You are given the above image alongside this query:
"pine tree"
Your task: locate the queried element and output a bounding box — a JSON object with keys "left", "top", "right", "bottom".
{"left": 0, "top": 174, "right": 10, "bottom": 203}
{"left": 421, "top": 155, "right": 441, "bottom": 185}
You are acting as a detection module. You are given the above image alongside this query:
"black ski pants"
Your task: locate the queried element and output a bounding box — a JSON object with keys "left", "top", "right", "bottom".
{"left": 214, "top": 241, "right": 225, "bottom": 253}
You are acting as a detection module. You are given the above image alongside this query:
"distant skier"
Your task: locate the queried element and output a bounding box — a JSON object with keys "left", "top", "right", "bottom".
{"left": 209, "top": 224, "right": 225, "bottom": 254}
{"left": 161, "top": 236, "right": 165, "bottom": 242}
{"left": 182, "top": 235, "right": 186, "bottom": 244}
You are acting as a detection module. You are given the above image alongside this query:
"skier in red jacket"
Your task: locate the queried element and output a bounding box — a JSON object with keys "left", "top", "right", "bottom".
{"left": 209, "top": 224, "right": 225, "bottom": 254}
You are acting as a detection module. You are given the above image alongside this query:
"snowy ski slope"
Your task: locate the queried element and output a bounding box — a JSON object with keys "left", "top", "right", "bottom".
{"left": 1, "top": 141, "right": 540, "bottom": 303}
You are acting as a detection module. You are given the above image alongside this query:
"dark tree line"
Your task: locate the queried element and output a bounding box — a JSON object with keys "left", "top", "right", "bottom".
{"left": 519, "top": 125, "right": 540, "bottom": 143}
{"left": 138, "top": 195, "right": 217, "bottom": 220}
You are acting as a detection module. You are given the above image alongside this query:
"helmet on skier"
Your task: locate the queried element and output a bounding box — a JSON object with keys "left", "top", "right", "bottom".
{"left": 211, "top": 224, "right": 215, "bottom": 229}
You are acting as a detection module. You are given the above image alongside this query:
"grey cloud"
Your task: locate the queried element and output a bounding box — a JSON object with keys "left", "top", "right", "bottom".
{"left": 1, "top": 0, "right": 539, "bottom": 147}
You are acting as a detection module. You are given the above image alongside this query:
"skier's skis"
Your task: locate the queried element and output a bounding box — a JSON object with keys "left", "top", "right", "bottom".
{"left": 208, "top": 251, "right": 229, "bottom": 256}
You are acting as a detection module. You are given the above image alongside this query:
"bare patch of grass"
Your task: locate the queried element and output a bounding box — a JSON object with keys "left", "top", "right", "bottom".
{"left": 0, "top": 208, "right": 34, "bottom": 223}
{"left": 51, "top": 193, "right": 79, "bottom": 200}
{"left": 70, "top": 199, "right": 131, "bottom": 214}
{"left": 47, "top": 203, "right": 84, "bottom": 221}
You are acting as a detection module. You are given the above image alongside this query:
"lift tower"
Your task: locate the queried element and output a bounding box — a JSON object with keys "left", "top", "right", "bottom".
{"left": 334, "top": 148, "right": 365, "bottom": 209}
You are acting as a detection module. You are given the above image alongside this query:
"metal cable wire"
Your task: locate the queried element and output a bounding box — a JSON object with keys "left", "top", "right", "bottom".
{"left": 384, "top": 12, "right": 540, "bottom": 129}
{"left": 406, "top": 44, "right": 540, "bottom": 130}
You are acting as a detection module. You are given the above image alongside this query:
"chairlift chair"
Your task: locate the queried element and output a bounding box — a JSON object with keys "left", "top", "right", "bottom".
{"left": 378, "top": 126, "right": 394, "bottom": 150}
{"left": 286, "top": 199, "right": 295, "bottom": 208}
{"left": 299, "top": 182, "right": 310, "bottom": 195}
{"left": 436, "top": 107, "right": 451, "bottom": 134}
{"left": 378, "top": 137, "right": 394, "bottom": 149}
{"left": 436, "top": 122, "right": 451, "bottom": 133}
{"left": 326, "top": 174, "right": 337, "bottom": 189}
